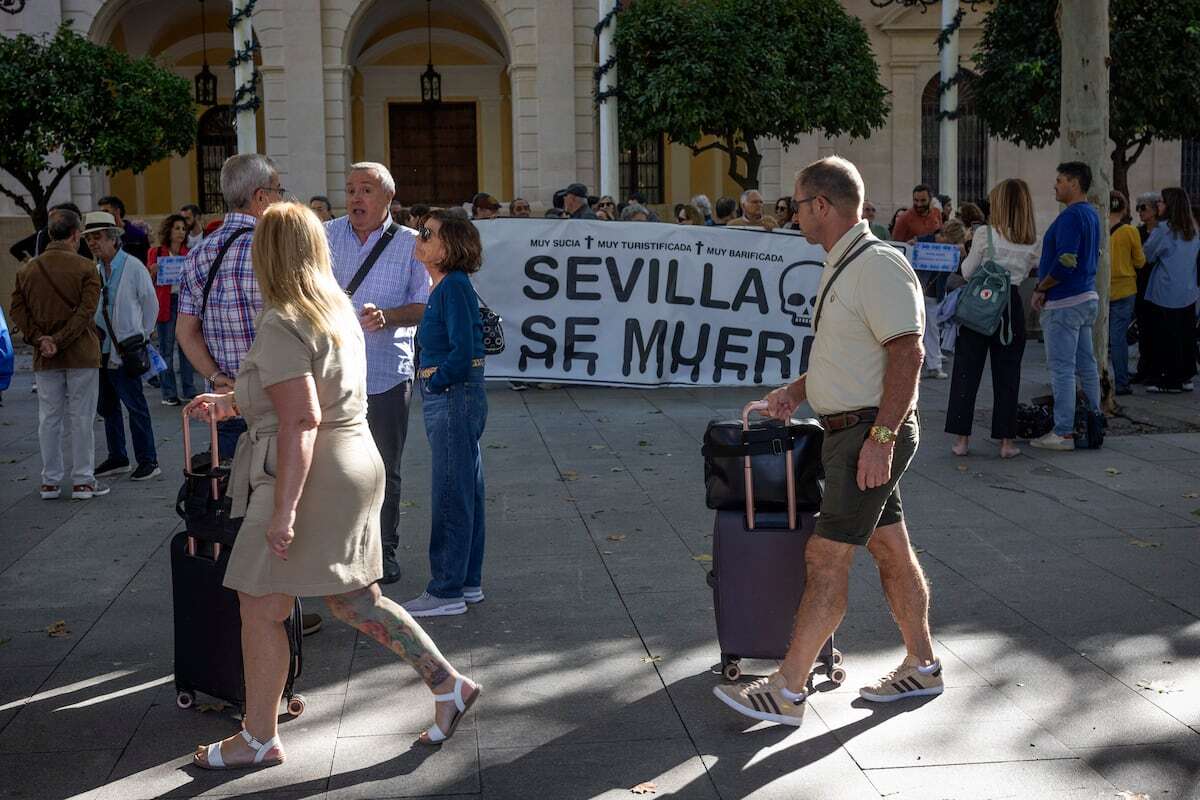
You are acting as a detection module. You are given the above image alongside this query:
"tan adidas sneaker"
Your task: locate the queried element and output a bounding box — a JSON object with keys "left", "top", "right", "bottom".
{"left": 712, "top": 672, "right": 806, "bottom": 726}
{"left": 859, "top": 655, "right": 945, "bottom": 702}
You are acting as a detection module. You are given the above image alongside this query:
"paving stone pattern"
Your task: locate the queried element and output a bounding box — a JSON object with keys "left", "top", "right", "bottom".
{"left": 0, "top": 347, "right": 1198, "bottom": 799}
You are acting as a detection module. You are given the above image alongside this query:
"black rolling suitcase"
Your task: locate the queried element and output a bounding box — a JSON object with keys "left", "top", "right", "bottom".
{"left": 171, "top": 410, "right": 306, "bottom": 717}
{"left": 705, "top": 401, "right": 843, "bottom": 686}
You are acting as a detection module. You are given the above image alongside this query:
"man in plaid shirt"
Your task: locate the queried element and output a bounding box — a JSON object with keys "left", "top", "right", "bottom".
{"left": 326, "top": 162, "right": 430, "bottom": 585}
{"left": 177, "top": 154, "right": 282, "bottom": 456}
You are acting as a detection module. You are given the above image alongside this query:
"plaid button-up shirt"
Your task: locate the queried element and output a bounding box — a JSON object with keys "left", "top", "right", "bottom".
{"left": 178, "top": 212, "right": 261, "bottom": 379}
{"left": 325, "top": 216, "right": 431, "bottom": 394}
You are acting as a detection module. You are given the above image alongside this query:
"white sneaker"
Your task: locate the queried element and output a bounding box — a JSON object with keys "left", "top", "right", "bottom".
{"left": 463, "top": 586, "right": 485, "bottom": 604}
{"left": 71, "top": 481, "right": 111, "bottom": 500}
{"left": 401, "top": 592, "right": 468, "bottom": 617}
{"left": 1183, "top": 382, "right": 1194, "bottom": 392}
{"left": 1030, "top": 432, "right": 1075, "bottom": 451}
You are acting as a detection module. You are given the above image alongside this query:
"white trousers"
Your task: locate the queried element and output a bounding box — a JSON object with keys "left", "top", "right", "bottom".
{"left": 922, "top": 296, "right": 943, "bottom": 371}
{"left": 37, "top": 368, "right": 99, "bottom": 485}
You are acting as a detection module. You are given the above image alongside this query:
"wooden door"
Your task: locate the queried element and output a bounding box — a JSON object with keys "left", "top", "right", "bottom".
{"left": 388, "top": 102, "right": 478, "bottom": 205}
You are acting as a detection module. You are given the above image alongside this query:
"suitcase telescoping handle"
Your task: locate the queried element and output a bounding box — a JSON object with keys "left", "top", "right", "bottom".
{"left": 181, "top": 407, "right": 223, "bottom": 558}
{"left": 741, "top": 400, "right": 797, "bottom": 531}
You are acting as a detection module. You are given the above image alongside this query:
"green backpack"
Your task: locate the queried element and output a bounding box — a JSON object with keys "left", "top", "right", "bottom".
{"left": 954, "top": 225, "right": 1012, "bottom": 344}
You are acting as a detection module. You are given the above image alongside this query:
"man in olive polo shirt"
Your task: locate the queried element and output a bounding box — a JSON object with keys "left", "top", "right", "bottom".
{"left": 714, "top": 156, "right": 943, "bottom": 728}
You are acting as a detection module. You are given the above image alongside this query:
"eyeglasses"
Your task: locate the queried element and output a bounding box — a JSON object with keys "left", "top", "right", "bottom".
{"left": 793, "top": 196, "right": 825, "bottom": 211}
{"left": 1136, "top": 204, "right": 1149, "bottom": 211}
{"left": 258, "top": 185, "right": 286, "bottom": 196}
{"left": 418, "top": 227, "right": 435, "bottom": 241}
{"left": 598, "top": 201, "right": 615, "bottom": 208}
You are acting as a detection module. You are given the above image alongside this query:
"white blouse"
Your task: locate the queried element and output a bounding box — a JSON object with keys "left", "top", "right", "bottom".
{"left": 961, "top": 225, "right": 1041, "bottom": 284}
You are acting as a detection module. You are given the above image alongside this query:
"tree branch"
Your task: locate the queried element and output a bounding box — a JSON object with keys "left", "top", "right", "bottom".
{"left": 1126, "top": 135, "right": 1152, "bottom": 169}
{"left": 688, "top": 140, "right": 728, "bottom": 157}
{"left": 0, "top": 182, "right": 35, "bottom": 217}
{"left": 44, "top": 162, "right": 76, "bottom": 198}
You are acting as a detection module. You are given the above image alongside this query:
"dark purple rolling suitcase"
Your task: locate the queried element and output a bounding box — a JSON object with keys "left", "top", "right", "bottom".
{"left": 707, "top": 401, "right": 843, "bottom": 685}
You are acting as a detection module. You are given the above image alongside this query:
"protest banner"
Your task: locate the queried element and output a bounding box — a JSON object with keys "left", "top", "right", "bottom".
{"left": 910, "top": 241, "right": 961, "bottom": 272}
{"left": 155, "top": 255, "right": 186, "bottom": 286}
{"left": 472, "top": 220, "right": 833, "bottom": 387}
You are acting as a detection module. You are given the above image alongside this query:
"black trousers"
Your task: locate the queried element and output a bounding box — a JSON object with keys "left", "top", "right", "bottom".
{"left": 366, "top": 379, "right": 413, "bottom": 564}
{"left": 1142, "top": 301, "right": 1197, "bottom": 388}
{"left": 945, "top": 287, "right": 1026, "bottom": 439}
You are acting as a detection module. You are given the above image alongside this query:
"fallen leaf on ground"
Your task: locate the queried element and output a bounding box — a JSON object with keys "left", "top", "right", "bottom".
{"left": 1191, "top": 508, "right": 1200, "bottom": 518}
{"left": 631, "top": 781, "right": 658, "bottom": 794}
{"left": 561, "top": 469, "right": 579, "bottom": 481}
{"left": 486, "top": 443, "right": 507, "bottom": 449}
{"left": 1183, "top": 492, "right": 1199, "bottom": 498}
{"left": 601, "top": 550, "right": 613, "bottom": 555}
{"left": 640, "top": 655, "right": 663, "bottom": 664}
{"left": 196, "top": 701, "right": 230, "bottom": 713}
{"left": 1105, "top": 467, "right": 1121, "bottom": 476}
{"left": 0, "top": 637, "right": 10, "bottom": 647}
{"left": 1128, "top": 538, "right": 1161, "bottom": 549}
{"left": 956, "top": 465, "right": 968, "bottom": 472}
{"left": 638, "top": 440, "right": 650, "bottom": 447}
{"left": 607, "top": 534, "right": 627, "bottom": 542}
{"left": 589, "top": 444, "right": 607, "bottom": 451}
{"left": 610, "top": 467, "right": 624, "bottom": 472}
{"left": 692, "top": 554, "right": 713, "bottom": 562}
{"left": 398, "top": 500, "right": 418, "bottom": 508}
{"left": 1116, "top": 791, "right": 1151, "bottom": 800}
{"left": 1136, "top": 679, "right": 1181, "bottom": 694}
{"left": 913, "top": 548, "right": 926, "bottom": 554}
{"left": 46, "top": 621, "right": 69, "bottom": 638}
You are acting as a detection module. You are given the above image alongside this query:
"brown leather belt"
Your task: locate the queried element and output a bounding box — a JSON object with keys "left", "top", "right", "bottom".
{"left": 418, "top": 358, "right": 485, "bottom": 379}
{"left": 819, "top": 407, "right": 878, "bottom": 432}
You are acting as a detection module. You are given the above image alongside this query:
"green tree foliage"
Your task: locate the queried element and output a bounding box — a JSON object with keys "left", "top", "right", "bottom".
{"left": 612, "top": 0, "right": 889, "bottom": 190}
{"left": 972, "top": 0, "right": 1200, "bottom": 199}
{"left": 0, "top": 23, "right": 197, "bottom": 228}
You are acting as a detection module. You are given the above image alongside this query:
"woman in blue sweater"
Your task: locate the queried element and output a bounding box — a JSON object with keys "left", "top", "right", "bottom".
{"left": 1141, "top": 187, "right": 1199, "bottom": 393}
{"left": 403, "top": 211, "right": 489, "bottom": 618}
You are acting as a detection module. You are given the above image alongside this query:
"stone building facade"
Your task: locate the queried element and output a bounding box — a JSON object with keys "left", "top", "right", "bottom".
{"left": 1, "top": 0, "right": 1196, "bottom": 230}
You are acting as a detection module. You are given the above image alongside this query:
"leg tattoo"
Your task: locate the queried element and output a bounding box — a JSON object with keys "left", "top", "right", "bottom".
{"left": 326, "top": 586, "right": 453, "bottom": 688}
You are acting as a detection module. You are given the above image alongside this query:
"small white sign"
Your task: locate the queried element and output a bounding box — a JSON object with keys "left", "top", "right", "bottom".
{"left": 156, "top": 255, "right": 186, "bottom": 286}
{"left": 911, "top": 242, "right": 961, "bottom": 273}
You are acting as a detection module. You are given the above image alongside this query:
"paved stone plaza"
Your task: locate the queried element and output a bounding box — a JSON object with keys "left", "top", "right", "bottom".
{"left": 1, "top": 348, "right": 1198, "bottom": 800}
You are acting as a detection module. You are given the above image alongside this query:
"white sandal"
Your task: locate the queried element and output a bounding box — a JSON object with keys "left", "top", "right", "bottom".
{"left": 419, "top": 677, "right": 482, "bottom": 746}
{"left": 194, "top": 729, "right": 284, "bottom": 770}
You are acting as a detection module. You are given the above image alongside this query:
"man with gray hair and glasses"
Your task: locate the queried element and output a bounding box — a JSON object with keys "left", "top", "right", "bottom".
{"left": 325, "top": 161, "right": 430, "bottom": 585}
{"left": 714, "top": 156, "right": 943, "bottom": 727}
{"left": 176, "top": 154, "right": 323, "bottom": 637}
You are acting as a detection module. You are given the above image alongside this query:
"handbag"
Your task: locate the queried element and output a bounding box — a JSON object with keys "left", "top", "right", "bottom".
{"left": 474, "top": 287, "right": 505, "bottom": 355}
{"left": 175, "top": 414, "right": 241, "bottom": 546}
{"left": 702, "top": 416, "right": 824, "bottom": 512}
{"left": 955, "top": 225, "right": 1012, "bottom": 344}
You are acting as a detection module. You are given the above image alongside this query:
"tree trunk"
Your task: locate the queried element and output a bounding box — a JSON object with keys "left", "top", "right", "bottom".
{"left": 1112, "top": 149, "right": 1131, "bottom": 207}
{"left": 1058, "top": 0, "right": 1114, "bottom": 413}
{"left": 719, "top": 132, "right": 762, "bottom": 191}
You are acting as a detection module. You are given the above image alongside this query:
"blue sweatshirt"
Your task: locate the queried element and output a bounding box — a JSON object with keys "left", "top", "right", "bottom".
{"left": 1037, "top": 201, "right": 1100, "bottom": 303}
{"left": 417, "top": 270, "right": 485, "bottom": 393}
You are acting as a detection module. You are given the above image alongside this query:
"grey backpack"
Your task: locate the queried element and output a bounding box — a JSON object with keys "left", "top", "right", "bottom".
{"left": 954, "top": 225, "right": 1012, "bottom": 344}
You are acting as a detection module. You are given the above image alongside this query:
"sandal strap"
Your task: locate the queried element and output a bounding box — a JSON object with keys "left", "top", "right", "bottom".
{"left": 239, "top": 729, "right": 282, "bottom": 764}
{"left": 431, "top": 677, "right": 466, "bottom": 712}
{"left": 423, "top": 722, "right": 447, "bottom": 743}
{"left": 205, "top": 742, "right": 225, "bottom": 769}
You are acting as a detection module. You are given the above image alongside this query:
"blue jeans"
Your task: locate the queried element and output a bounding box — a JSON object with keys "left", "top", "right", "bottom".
{"left": 1108, "top": 295, "right": 1136, "bottom": 391}
{"left": 156, "top": 294, "right": 197, "bottom": 401}
{"left": 98, "top": 363, "right": 157, "bottom": 466}
{"left": 1041, "top": 300, "right": 1101, "bottom": 436}
{"left": 421, "top": 368, "right": 487, "bottom": 599}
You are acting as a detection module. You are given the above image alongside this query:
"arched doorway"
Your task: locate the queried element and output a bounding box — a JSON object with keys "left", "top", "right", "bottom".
{"left": 197, "top": 106, "right": 236, "bottom": 213}
{"left": 921, "top": 72, "right": 989, "bottom": 206}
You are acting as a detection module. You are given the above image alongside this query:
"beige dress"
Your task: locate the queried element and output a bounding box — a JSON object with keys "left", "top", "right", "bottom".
{"left": 222, "top": 308, "right": 384, "bottom": 597}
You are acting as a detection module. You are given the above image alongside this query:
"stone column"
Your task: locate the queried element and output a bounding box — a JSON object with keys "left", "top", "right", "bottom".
{"left": 533, "top": 1, "right": 577, "bottom": 201}
{"left": 266, "top": 0, "right": 328, "bottom": 199}
{"left": 890, "top": 65, "right": 919, "bottom": 210}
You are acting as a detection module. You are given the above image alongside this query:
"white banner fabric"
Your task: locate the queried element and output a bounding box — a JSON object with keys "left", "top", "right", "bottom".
{"left": 471, "top": 219, "right": 831, "bottom": 387}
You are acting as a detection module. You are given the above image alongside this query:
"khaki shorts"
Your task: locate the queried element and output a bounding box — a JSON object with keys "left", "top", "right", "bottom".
{"left": 815, "top": 415, "right": 919, "bottom": 546}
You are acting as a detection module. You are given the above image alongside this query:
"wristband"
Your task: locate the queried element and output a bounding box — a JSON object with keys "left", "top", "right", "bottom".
{"left": 208, "top": 370, "right": 225, "bottom": 383}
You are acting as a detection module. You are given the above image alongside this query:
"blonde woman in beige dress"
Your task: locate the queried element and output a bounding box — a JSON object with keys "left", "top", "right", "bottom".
{"left": 186, "top": 203, "right": 480, "bottom": 770}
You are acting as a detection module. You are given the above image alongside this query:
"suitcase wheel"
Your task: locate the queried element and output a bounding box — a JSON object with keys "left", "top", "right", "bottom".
{"left": 176, "top": 690, "right": 195, "bottom": 710}
{"left": 720, "top": 658, "right": 742, "bottom": 682}
{"left": 832, "top": 648, "right": 843, "bottom": 667}
{"left": 830, "top": 667, "right": 847, "bottom": 686}
{"left": 286, "top": 694, "right": 306, "bottom": 717}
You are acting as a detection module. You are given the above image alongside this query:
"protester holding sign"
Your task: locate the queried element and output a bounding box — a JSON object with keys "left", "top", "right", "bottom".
{"left": 713, "top": 156, "right": 943, "bottom": 728}
{"left": 403, "top": 212, "right": 489, "bottom": 619}
{"left": 148, "top": 214, "right": 195, "bottom": 405}
{"left": 945, "top": 179, "right": 1041, "bottom": 459}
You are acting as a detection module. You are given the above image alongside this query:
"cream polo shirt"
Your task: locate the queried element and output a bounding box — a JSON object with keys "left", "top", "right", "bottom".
{"left": 805, "top": 220, "right": 925, "bottom": 416}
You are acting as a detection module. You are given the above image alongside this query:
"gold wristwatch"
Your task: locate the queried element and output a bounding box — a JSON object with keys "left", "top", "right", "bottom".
{"left": 869, "top": 425, "right": 896, "bottom": 445}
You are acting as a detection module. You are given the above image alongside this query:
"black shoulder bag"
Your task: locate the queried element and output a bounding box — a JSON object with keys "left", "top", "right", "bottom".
{"left": 200, "top": 227, "right": 254, "bottom": 318}
{"left": 344, "top": 223, "right": 397, "bottom": 298}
